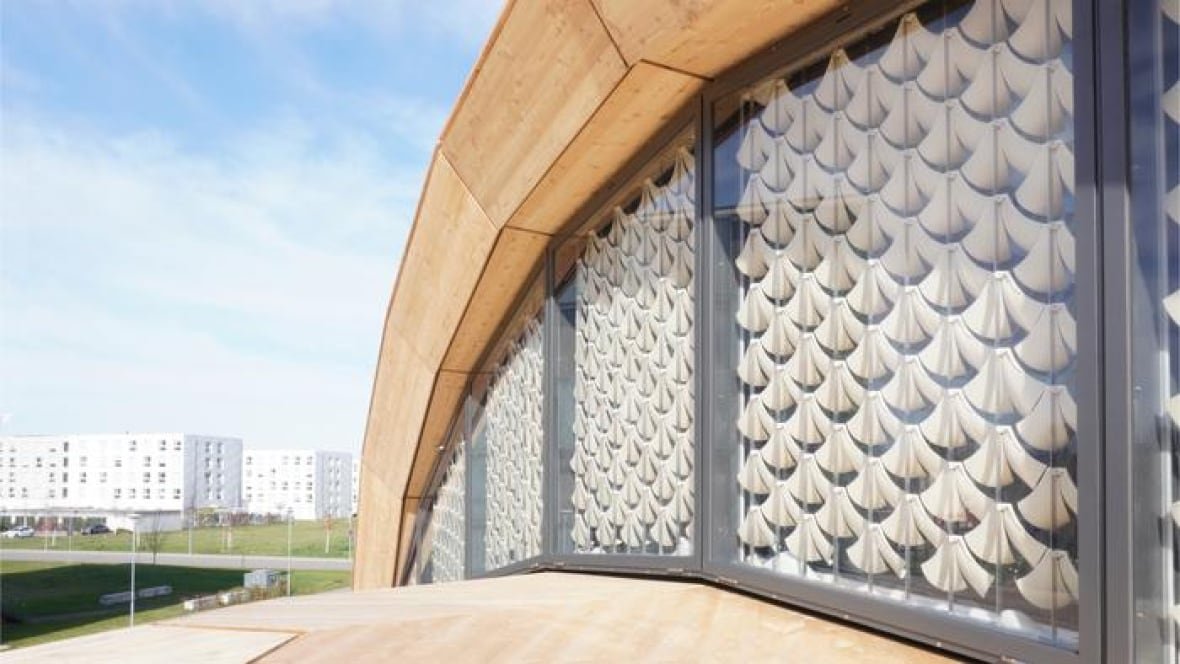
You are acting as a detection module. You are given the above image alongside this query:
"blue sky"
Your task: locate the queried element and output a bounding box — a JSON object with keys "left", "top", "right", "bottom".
{"left": 0, "top": 1, "right": 501, "bottom": 453}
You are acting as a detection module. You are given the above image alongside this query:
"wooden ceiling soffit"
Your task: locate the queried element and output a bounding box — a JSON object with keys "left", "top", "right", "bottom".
{"left": 394, "top": 497, "right": 422, "bottom": 584}
{"left": 441, "top": 228, "right": 551, "bottom": 373}
{"left": 439, "top": 0, "right": 627, "bottom": 229}
{"left": 508, "top": 60, "right": 704, "bottom": 236}
{"left": 592, "top": 0, "right": 842, "bottom": 78}
{"left": 386, "top": 154, "right": 498, "bottom": 368}
{"left": 357, "top": 326, "right": 435, "bottom": 518}
{"left": 404, "top": 370, "right": 471, "bottom": 500}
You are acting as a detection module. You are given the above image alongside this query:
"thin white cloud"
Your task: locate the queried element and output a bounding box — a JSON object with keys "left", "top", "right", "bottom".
{"left": 0, "top": 60, "right": 44, "bottom": 95}
{"left": 0, "top": 112, "right": 425, "bottom": 452}
{"left": 70, "top": 0, "right": 503, "bottom": 48}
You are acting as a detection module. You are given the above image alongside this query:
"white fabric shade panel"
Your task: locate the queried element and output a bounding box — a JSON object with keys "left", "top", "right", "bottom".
{"left": 486, "top": 319, "right": 545, "bottom": 569}
{"left": 734, "top": 0, "right": 1079, "bottom": 619}
{"left": 416, "top": 446, "right": 466, "bottom": 584}
{"left": 571, "top": 147, "right": 696, "bottom": 554}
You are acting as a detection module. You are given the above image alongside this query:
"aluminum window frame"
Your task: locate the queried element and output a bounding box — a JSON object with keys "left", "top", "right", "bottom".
{"left": 1105, "top": 0, "right": 1172, "bottom": 660}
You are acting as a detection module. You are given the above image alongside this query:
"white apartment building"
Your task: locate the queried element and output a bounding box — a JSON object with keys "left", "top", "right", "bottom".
{"left": 0, "top": 433, "right": 242, "bottom": 529}
{"left": 243, "top": 450, "right": 353, "bottom": 520}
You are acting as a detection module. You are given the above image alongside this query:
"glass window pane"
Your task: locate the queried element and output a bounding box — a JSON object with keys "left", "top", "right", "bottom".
{"left": 430, "top": 440, "right": 467, "bottom": 583}
{"left": 713, "top": 0, "right": 1078, "bottom": 647}
{"left": 483, "top": 313, "right": 545, "bottom": 569}
{"left": 1129, "top": 0, "right": 1180, "bottom": 660}
{"left": 406, "top": 432, "right": 466, "bottom": 585}
{"left": 467, "top": 393, "right": 489, "bottom": 576}
{"left": 555, "top": 135, "right": 697, "bottom": 555}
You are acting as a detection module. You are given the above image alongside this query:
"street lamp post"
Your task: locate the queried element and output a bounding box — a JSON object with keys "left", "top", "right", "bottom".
{"left": 286, "top": 508, "right": 293, "bottom": 597}
{"left": 128, "top": 513, "right": 140, "bottom": 627}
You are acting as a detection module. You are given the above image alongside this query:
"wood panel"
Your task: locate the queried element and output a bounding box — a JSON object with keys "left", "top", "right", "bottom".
{"left": 404, "top": 370, "right": 470, "bottom": 500}
{"left": 162, "top": 574, "right": 955, "bottom": 663}
{"left": 509, "top": 61, "right": 704, "bottom": 236}
{"left": 354, "top": 465, "right": 402, "bottom": 589}
{"left": 386, "top": 154, "right": 498, "bottom": 368}
{"left": 441, "top": 228, "right": 550, "bottom": 373}
{"left": 5, "top": 625, "right": 296, "bottom": 662}
{"left": 393, "top": 497, "right": 420, "bottom": 583}
{"left": 354, "top": 327, "right": 437, "bottom": 588}
{"left": 440, "top": 0, "right": 627, "bottom": 228}
{"left": 592, "top": 0, "right": 841, "bottom": 78}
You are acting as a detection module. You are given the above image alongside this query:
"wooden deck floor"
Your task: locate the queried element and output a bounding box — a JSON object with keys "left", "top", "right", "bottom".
{"left": 8, "top": 573, "right": 961, "bottom": 663}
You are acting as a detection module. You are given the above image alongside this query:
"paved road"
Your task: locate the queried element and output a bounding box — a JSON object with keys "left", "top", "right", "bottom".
{"left": 0, "top": 548, "right": 351, "bottom": 570}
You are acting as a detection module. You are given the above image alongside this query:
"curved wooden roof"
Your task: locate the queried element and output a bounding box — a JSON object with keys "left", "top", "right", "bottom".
{"left": 355, "top": 0, "right": 843, "bottom": 589}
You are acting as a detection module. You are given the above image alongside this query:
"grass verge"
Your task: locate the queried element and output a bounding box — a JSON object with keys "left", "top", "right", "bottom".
{"left": 2, "top": 519, "right": 353, "bottom": 558}
{"left": 0, "top": 560, "right": 350, "bottom": 649}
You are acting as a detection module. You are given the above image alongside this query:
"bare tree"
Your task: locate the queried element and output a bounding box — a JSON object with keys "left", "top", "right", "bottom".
{"left": 141, "top": 511, "right": 169, "bottom": 564}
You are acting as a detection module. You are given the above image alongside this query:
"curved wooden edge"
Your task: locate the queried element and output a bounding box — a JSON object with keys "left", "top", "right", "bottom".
{"left": 356, "top": 0, "right": 842, "bottom": 589}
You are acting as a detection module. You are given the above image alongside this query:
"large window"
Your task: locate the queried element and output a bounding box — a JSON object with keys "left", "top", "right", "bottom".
{"left": 711, "top": 0, "right": 1079, "bottom": 648}
{"left": 553, "top": 137, "right": 697, "bottom": 557}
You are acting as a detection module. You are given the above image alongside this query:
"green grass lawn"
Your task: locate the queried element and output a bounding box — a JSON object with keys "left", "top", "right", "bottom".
{"left": 1, "top": 519, "right": 353, "bottom": 558}
{"left": 0, "top": 560, "right": 350, "bottom": 650}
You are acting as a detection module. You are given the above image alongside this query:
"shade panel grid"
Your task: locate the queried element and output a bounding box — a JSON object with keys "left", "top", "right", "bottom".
{"left": 728, "top": 0, "right": 1078, "bottom": 643}
{"left": 570, "top": 146, "right": 697, "bottom": 555}
{"left": 413, "top": 445, "right": 466, "bottom": 584}
{"left": 485, "top": 319, "right": 545, "bottom": 569}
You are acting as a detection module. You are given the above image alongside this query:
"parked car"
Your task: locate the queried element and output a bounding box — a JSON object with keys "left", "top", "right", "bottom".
{"left": 80, "top": 524, "right": 111, "bottom": 535}
{"left": 2, "top": 526, "right": 35, "bottom": 538}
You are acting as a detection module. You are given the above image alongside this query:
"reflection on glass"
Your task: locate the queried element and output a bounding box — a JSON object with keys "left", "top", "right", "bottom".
{"left": 717, "top": 0, "right": 1078, "bottom": 646}
{"left": 1129, "top": 0, "right": 1180, "bottom": 660}
{"left": 467, "top": 398, "right": 488, "bottom": 576}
